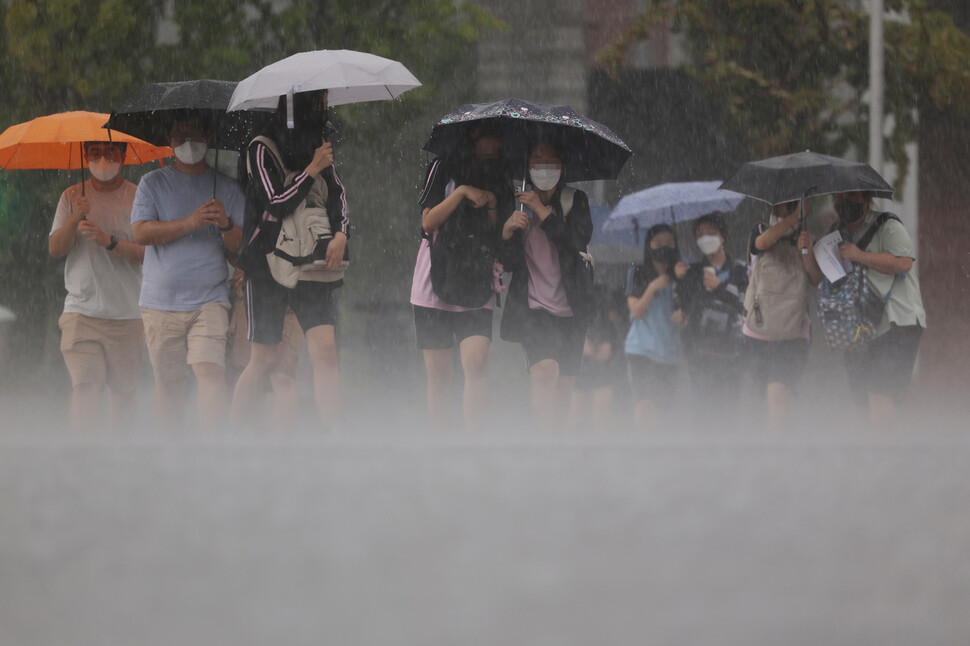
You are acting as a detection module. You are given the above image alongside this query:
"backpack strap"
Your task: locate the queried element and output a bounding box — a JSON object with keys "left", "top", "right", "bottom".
{"left": 245, "top": 135, "right": 287, "bottom": 179}
{"left": 856, "top": 212, "right": 901, "bottom": 251}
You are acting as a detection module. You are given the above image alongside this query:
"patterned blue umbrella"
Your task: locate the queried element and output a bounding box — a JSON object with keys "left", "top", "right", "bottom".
{"left": 422, "top": 98, "right": 632, "bottom": 182}
{"left": 603, "top": 181, "right": 745, "bottom": 236}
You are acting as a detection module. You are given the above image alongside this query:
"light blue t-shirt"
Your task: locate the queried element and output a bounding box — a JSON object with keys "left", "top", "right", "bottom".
{"left": 132, "top": 166, "right": 245, "bottom": 311}
{"left": 625, "top": 283, "right": 680, "bottom": 364}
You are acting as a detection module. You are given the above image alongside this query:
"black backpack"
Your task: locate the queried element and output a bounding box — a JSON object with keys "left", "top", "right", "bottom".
{"left": 425, "top": 201, "right": 496, "bottom": 308}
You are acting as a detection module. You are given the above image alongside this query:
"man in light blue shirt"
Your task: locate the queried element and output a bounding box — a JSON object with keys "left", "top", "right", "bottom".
{"left": 132, "top": 114, "right": 244, "bottom": 431}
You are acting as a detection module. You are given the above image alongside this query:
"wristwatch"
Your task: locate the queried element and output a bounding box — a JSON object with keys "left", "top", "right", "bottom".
{"left": 218, "top": 219, "right": 234, "bottom": 232}
{"left": 107, "top": 235, "right": 118, "bottom": 251}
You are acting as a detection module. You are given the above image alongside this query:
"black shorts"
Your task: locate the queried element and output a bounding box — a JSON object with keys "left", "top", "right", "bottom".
{"left": 413, "top": 305, "right": 493, "bottom": 350}
{"left": 744, "top": 336, "right": 809, "bottom": 390}
{"left": 844, "top": 324, "right": 923, "bottom": 403}
{"left": 626, "top": 354, "right": 679, "bottom": 409}
{"left": 245, "top": 277, "right": 337, "bottom": 345}
{"left": 519, "top": 308, "right": 588, "bottom": 377}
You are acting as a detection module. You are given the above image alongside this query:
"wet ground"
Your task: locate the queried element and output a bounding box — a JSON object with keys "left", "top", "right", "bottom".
{"left": 3, "top": 396, "right": 969, "bottom": 645}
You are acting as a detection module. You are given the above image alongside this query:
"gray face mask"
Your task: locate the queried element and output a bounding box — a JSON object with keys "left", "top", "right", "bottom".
{"left": 173, "top": 140, "right": 207, "bottom": 165}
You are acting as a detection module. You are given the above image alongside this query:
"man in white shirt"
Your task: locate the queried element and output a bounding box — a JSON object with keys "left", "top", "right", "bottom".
{"left": 49, "top": 141, "right": 145, "bottom": 432}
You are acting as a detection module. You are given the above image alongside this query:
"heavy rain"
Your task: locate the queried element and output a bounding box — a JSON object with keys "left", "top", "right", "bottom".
{"left": 1, "top": 1, "right": 969, "bottom": 644}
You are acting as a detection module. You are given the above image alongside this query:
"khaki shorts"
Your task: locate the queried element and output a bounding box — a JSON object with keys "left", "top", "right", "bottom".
{"left": 227, "top": 300, "right": 302, "bottom": 377}
{"left": 59, "top": 313, "right": 144, "bottom": 391}
{"left": 141, "top": 302, "right": 231, "bottom": 383}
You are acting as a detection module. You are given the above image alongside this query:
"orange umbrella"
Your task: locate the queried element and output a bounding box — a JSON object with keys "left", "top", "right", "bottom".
{"left": 0, "top": 110, "right": 171, "bottom": 170}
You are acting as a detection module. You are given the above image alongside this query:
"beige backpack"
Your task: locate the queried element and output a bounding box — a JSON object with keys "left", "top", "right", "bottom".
{"left": 246, "top": 135, "right": 347, "bottom": 288}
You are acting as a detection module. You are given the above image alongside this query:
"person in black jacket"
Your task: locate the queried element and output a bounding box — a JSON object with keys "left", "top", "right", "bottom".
{"left": 499, "top": 139, "right": 593, "bottom": 430}
{"left": 673, "top": 213, "right": 748, "bottom": 424}
{"left": 231, "top": 89, "right": 349, "bottom": 429}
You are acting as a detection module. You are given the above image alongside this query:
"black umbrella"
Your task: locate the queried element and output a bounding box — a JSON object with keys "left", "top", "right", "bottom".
{"left": 719, "top": 151, "right": 893, "bottom": 206}
{"left": 423, "top": 98, "right": 632, "bottom": 183}
{"left": 105, "top": 79, "right": 274, "bottom": 195}
{"left": 104, "top": 79, "right": 273, "bottom": 149}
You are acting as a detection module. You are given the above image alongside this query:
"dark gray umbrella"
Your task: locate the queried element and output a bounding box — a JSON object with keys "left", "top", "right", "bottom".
{"left": 105, "top": 79, "right": 274, "bottom": 195}
{"left": 104, "top": 79, "right": 273, "bottom": 150}
{"left": 423, "top": 98, "right": 632, "bottom": 183}
{"left": 720, "top": 151, "right": 893, "bottom": 206}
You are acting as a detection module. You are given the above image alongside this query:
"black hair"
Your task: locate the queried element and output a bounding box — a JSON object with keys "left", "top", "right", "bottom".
{"left": 83, "top": 141, "right": 127, "bottom": 157}
{"left": 692, "top": 212, "right": 728, "bottom": 239}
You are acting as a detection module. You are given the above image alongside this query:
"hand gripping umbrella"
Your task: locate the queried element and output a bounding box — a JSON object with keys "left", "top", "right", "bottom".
{"left": 0, "top": 111, "right": 171, "bottom": 195}
{"left": 423, "top": 98, "right": 632, "bottom": 184}
{"left": 604, "top": 181, "right": 745, "bottom": 243}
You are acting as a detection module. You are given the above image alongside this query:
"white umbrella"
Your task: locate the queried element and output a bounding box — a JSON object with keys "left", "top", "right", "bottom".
{"left": 228, "top": 49, "right": 422, "bottom": 113}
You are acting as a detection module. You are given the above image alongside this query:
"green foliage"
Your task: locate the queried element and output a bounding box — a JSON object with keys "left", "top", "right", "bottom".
{"left": 597, "top": 0, "right": 970, "bottom": 190}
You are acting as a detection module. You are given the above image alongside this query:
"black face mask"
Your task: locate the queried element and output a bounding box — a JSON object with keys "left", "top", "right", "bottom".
{"left": 836, "top": 200, "right": 866, "bottom": 225}
{"left": 650, "top": 246, "right": 679, "bottom": 269}
{"left": 466, "top": 158, "right": 506, "bottom": 191}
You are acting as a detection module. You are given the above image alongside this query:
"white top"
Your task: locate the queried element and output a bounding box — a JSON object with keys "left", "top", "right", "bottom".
{"left": 50, "top": 180, "right": 142, "bottom": 320}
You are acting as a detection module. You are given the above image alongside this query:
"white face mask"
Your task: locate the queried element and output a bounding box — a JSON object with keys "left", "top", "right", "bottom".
{"left": 529, "top": 165, "right": 561, "bottom": 191}
{"left": 173, "top": 140, "right": 208, "bottom": 165}
{"left": 769, "top": 214, "right": 783, "bottom": 226}
{"left": 696, "top": 234, "right": 722, "bottom": 256}
{"left": 88, "top": 160, "right": 121, "bottom": 182}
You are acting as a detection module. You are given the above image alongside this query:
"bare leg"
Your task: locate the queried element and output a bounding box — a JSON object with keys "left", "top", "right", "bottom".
{"left": 270, "top": 371, "right": 300, "bottom": 431}
{"left": 107, "top": 385, "right": 137, "bottom": 432}
{"left": 423, "top": 348, "right": 453, "bottom": 431}
{"left": 230, "top": 342, "right": 281, "bottom": 427}
{"left": 529, "top": 359, "right": 559, "bottom": 431}
{"left": 193, "top": 361, "right": 227, "bottom": 432}
{"left": 766, "top": 381, "right": 791, "bottom": 430}
{"left": 305, "top": 325, "right": 340, "bottom": 428}
{"left": 555, "top": 375, "right": 576, "bottom": 427}
{"left": 458, "top": 335, "right": 490, "bottom": 432}
{"left": 633, "top": 398, "right": 663, "bottom": 430}
{"left": 569, "top": 389, "right": 589, "bottom": 429}
{"left": 70, "top": 382, "right": 103, "bottom": 433}
{"left": 154, "top": 377, "right": 186, "bottom": 431}
{"left": 591, "top": 386, "right": 614, "bottom": 430}
{"left": 868, "top": 393, "right": 897, "bottom": 428}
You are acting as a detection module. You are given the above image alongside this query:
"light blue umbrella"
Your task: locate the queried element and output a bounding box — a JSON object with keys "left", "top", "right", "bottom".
{"left": 604, "top": 181, "right": 745, "bottom": 241}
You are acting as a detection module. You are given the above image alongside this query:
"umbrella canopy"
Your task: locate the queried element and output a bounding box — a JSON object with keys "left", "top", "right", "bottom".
{"left": 0, "top": 111, "right": 171, "bottom": 169}
{"left": 604, "top": 181, "right": 745, "bottom": 233}
{"left": 228, "top": 49, "right": 422, "bottom": 111}
{"left": 105, "top": 79, "right": 273, "bottom": 150}
{"left": 422, "top": 98, "right": 632, "bottom": 183}
{"left": 720, "top": 151, "right": 893, "bottom": 205}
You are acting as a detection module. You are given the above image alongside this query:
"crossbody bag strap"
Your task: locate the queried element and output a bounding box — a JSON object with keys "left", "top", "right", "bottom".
{"left": 856, "top": 212, "right": 900, "bottom": 251}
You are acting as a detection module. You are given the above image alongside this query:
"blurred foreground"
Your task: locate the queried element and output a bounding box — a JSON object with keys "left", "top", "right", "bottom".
{"left": 2, "top": 385, "right": 969, "bottom": 645}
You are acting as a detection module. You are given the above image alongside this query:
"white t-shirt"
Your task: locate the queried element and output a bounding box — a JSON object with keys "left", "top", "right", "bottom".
{"left": 50, "top": 180, "right": 142, "bottom": 320}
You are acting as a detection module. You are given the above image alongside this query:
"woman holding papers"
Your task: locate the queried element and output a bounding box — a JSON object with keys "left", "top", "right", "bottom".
{"left": 829, "top": 191, "right": 925, "bottom": 426}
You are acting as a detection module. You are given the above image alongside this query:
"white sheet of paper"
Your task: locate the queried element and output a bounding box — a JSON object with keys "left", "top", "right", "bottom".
{"left": 814, "top": 231, "right": 849, "bottom": 283}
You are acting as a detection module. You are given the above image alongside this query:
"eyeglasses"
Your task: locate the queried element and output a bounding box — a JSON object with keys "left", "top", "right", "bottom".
{"left": 86, "top": 147, "right": 124, "bottom": 162}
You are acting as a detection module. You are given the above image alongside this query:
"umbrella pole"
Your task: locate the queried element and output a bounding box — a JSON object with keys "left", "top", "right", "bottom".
{"left": 78, "top": 142, "right": 85, "bottom": 197}
{"left": 212, "top": 119, "right": 220, "bottom": 198}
